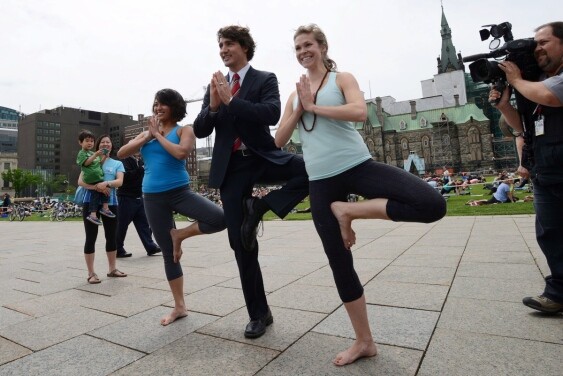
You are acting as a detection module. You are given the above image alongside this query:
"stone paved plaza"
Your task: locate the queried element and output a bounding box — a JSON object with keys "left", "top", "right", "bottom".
{"left": 0, "top": 217, "right": 561, "bottom": 375}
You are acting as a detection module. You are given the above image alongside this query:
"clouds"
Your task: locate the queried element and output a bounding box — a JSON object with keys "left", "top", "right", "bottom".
{"left": 1, "top": 0, "right": 552, "bottom": 123}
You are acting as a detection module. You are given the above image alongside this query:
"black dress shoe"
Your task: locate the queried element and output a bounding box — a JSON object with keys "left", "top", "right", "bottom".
{"left": 241, "top": 197, "right": 261, "bottom": 252}
{"left": 244, "top": 309, "right": 273, "bottom": 338}
{"left": 147, "top": 247, "right": 161, "bottom": 256}
{"left": 116, "top": 251, "right": 132, "bottom": 258}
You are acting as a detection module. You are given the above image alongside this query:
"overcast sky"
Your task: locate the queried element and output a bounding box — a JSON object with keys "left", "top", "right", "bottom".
{"left": 1, "top": 0, "right": 552, "bottom": 138}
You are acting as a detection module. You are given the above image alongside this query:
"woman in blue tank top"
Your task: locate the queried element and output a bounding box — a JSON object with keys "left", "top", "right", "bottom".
{"left": 276, "top": 24, "right": 447, "bottom": 366}
{"left": 118, "top": 89, "right": 226, "bottom": 326}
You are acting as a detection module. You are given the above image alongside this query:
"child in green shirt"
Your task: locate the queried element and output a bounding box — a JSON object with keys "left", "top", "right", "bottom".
{"left": 76, "top": 130, "right": 115, "bottom": 225}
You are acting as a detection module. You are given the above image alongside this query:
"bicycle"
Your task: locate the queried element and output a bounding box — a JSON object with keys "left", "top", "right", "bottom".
{"left": 9, "top": 204, "right": 27, "bottom": 222}
{"left": 49, "top": 202, "right": 68, "bottom": 222}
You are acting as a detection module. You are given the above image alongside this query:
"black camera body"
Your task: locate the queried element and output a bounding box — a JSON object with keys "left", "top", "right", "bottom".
{"left": 463, "top": 22, "right": 542, "bottom": 87}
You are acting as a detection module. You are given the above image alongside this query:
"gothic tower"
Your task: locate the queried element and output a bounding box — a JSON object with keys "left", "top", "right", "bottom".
{"left": 437, "top": 5, "right": 465, "bottom": 73}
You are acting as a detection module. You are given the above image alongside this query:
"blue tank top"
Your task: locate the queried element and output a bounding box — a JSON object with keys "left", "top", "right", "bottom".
{"left": 295, "top": 72, "right": 371, "bottom": 180}
{"left": 141, "top": 125, "right": 189, "bottom": 193}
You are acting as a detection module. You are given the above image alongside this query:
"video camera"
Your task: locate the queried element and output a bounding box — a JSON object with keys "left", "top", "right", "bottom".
{"left": 463, "top": 22, "right": 541, "bottom": 93}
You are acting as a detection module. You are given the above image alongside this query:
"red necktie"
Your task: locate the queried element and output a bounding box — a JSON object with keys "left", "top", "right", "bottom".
{"left": 231, "top": 73, "right": 242, "bottom": 152}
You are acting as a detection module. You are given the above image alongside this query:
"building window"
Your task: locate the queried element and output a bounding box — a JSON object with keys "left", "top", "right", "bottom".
{"left": 401, "top": 138, "right": 408, "bottom": 150}
{"left": 443, "top": 134, "right": 450, "bottom": 146}
{"left": 468, "top": 126, "right": 480, "bottom": 143}
{"left": 400, "top": 120, "right": 407, "bottom": 130}
{"left": 420, "top": 118, "right": 427, "bottom": 128}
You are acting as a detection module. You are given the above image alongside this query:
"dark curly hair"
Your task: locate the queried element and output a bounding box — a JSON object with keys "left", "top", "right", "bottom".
{"left": 153, "top": 89, "right": 187, "bottom": 122}
{"left": 217, "top": 25, "right": 256, "bottom": 61}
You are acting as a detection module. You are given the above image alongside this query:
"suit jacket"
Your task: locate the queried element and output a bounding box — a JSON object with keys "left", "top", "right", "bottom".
{"left": 193, "top": 66, "right": 293, "bottom": 188}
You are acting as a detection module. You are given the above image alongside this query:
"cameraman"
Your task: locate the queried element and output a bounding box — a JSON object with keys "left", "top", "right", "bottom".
{"left": 490, "top": 21, "right": 563, "bottom": 314}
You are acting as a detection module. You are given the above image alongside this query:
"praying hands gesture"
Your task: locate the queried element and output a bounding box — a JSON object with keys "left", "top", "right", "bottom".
{"left": 211, "top": 71, "right": 232, "bottom": 107}
{"left": 296, "top": 74, "right": 315, "bottom": 112}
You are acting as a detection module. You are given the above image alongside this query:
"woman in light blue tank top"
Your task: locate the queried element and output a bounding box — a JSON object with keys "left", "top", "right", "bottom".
{"left": 276, "top": 24, "right": 447, "bottom": 366}
{"left": 118, "top": 89, "right": 226, "bottom": 326}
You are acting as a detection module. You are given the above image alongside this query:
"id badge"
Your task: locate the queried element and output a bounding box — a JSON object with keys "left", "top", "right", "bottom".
{"left": 535, "top": 115, "right": 545, "bottom": 136}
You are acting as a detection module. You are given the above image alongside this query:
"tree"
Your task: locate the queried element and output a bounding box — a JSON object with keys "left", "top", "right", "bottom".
{"left": 43, "top": 174, "right": 70, "bottom": 195}
{"left": 1, "top": 169, "right": 42, "bottom": 197}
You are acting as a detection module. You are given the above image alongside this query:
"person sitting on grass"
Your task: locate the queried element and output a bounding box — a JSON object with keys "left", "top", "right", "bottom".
{"left": 466, "top": 175, "right": 515, "bottom": 206}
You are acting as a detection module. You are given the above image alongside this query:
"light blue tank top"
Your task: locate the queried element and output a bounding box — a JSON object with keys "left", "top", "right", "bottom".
{"left": 296, "top": 72, "right": 371, "bottom": 180}
{"left": 141, "top": 125, "right": 190, "bottom": 193}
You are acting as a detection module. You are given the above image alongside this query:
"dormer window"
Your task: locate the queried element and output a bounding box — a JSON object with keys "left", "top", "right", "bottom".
{"left": 420, "top": 118, "right": 427, "bottom": 128}
{"left": 399, "top": 120, "right": 407, "bottom": 130}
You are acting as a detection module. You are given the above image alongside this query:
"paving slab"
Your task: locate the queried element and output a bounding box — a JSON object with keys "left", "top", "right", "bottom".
{"left": 418, "top": 328, "right": 563, "bottom": 376}
{"left": 266, "top": 283, "right": 342, "bottom": 313}
{"left": 89, "top": 306, "right": 218, "bottom": 353}
{"left": 375, "top": 265, "right": 456, "bottom": 286}
{"left": 112, "top": 332, "right": 279, "bottom": 376}
{"left": 81, "top": 286, "right": 173, "bottom": 317}
{"left": 456, "top": 262, "right": 545, "bottom": 280}
{"left": 3, "top": 289, "right": 105, "bottom": 317}
{"left": 364, "top": 280, "right": 449, "bottom": 311}
{"left": 0, "top": 307, "right": 32, "bottom": 329}
{"left": 403, "top": 244, "right": 465, "bottom": 257}
{"left": 0, "top": 338, "right": 32, "bottom": 366}
{"left": 0, "top": 335, "right": 143, "bottom": 376}
{"left": 313, "top": 305, "right": 440, "bottom": 350}
{"left": 391, "top": 253, "right": 461, "bottom": 268}
{"left": 0, "top": 306, "right": 121, "bottom": 351}
{"left": 449, "top": 276, "right": 544, "bottom": 302}
{"left": 257, "top": 332, "right": 422, "bottom": 376}
{"left": 186, "top": 286, "right": 246, "bottom": 316}
{"left": 461, "top": 250, "right": 535, "bottom": 264}
{"left": 438, "top": 297, "right": 563, "bottom": 344}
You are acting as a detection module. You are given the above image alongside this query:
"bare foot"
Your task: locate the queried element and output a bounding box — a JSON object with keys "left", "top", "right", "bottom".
{"left": 170, "top": 228, "right": 183, "bottom": 263}
{"left": 160, "top": 308, "right": 188, "bottom": 326}
{"left": 330, "top": 202, "right": 356, "bottom": 249}
{"left": 333, "top": 340, "right": 378, "bottom": 366}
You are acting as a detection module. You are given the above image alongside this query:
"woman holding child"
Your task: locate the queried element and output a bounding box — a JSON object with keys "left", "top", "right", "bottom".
{"left": 79, "top": 134, "right": 127, "bottom": 284}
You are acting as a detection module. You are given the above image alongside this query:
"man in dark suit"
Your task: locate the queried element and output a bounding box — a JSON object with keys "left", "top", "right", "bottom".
{"left": 116, "top": 154, "right": 161, "bottom": 258}
{"left": 193, "top": 25, "right": 308, "bottom": 338}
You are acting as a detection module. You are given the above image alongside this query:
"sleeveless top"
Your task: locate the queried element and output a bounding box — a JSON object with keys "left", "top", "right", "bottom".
{"left": 141, "top": 125, "right": 190, "bottom": 193}
{"left": 295, "top": 72, "right": 371, "bottom": 180}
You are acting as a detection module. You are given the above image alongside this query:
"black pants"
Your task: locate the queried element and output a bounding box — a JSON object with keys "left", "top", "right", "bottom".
{"left": 533, "top": 179, "right": 563, "bottom": 303}
{"left": 83, "top": 205, "right": 118, "bottom": 254}
{"left": 220, "top": 153, "right": 308, "bottom": 320}
{"left": 143, "top": 185, "right": 226, "bottom": 281}
{"left": 116, "top": 195, "right": 159, "bottom": 254}
{"left": 309, "top": 160, "right": 447, "bottom": 302}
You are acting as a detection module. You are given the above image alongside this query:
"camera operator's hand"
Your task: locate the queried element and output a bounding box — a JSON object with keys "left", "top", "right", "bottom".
{"left": 498, "top": 61, "right": 523, "bottom": 86}
{"left": 489, "top": 85, "right": 511, "bottom": 110}
{"left": 517, "top": 165, "right": 530, "bottom": 180}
